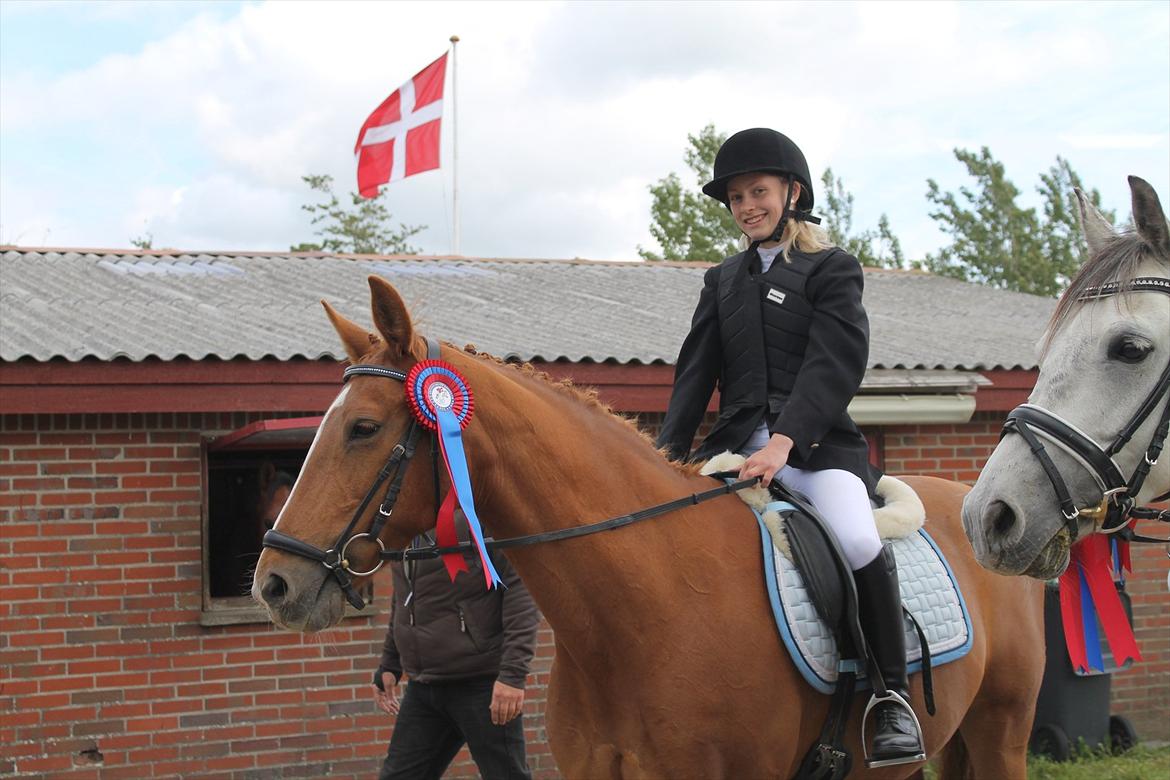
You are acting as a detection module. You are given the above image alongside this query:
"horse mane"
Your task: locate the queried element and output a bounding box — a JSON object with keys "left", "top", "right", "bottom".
{"left": 1043, "top": 227, "right": 1158, "bottom": 352}
{"left": 458, "top": 343, "right": 703, "bottom": 476}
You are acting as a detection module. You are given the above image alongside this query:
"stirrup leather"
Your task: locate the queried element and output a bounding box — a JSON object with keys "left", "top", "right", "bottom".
{"left": 861, "top": 690, "right": 926, "bottom": 768}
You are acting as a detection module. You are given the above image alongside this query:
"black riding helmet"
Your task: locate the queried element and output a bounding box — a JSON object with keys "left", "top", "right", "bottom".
{"left": 702, "top": 128, "right": 815, "bottom": 212}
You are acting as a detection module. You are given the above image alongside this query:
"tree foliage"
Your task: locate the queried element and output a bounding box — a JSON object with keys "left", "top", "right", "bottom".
{"left": 293, "top": 174, "right": 424, "bottom": 255}
{"left": 922, "top": 149, "right": 1112, "bottom": 296}
{"left": 638, "top": 125, "right": 740, "bottom": 262}
{"left": 819, "top": 168, "right": 905, "bottom": 268}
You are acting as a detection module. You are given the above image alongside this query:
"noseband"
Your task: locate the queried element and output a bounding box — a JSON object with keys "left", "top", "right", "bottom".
{"left": 262, "top": 337, "right": 756, "bottom": 610}
{"left": 1002, "top": 277, "right": 1170, "bottom": 543}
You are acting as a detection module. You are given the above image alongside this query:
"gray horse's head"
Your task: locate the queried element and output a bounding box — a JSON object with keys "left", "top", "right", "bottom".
{"left": 962, "top": 176, "right": 1170, "bottom": 578}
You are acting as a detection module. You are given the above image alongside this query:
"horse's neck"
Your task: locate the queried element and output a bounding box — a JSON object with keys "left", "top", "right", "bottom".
{"left": 467, "top": 365, "right": 725, "bottom": 649}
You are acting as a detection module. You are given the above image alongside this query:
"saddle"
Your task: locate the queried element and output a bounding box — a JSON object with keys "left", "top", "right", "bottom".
{"left": 700, "top": 457, "right": 937, "bottom": 780}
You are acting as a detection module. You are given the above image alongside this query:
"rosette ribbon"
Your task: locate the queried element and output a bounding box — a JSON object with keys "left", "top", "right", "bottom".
{"left": 407, "top": 360, "right": 502, "bottom": 589}
{"left": 1057, "top": 531, "right": 1139, "bottom": 673}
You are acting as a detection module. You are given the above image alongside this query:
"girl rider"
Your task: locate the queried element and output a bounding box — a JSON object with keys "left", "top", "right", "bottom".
{"left": 656, "top": 128, "right": 924, "bottom": 767}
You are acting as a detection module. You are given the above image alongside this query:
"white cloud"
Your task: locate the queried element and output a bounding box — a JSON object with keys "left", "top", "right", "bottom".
{"left": 0, "top": 0, "right": 1167, "bottom": 261}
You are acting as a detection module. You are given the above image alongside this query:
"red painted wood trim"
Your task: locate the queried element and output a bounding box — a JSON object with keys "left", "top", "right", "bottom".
{"left": 1, "top": 358, "right": 1035, "bottom": 415}
{"left": 975, "top": 369, "right": 1039, "bottom": 411}
{"left": 207, "top": 416, "right": 325, "bottom": 451}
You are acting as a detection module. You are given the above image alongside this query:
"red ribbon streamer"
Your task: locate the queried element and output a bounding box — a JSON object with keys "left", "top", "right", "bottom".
{"left": 1058, "top": 533, "right": 1141, "bottom": 673}
{"left": 435, "top": 489, "right": 468, "bottom": 581}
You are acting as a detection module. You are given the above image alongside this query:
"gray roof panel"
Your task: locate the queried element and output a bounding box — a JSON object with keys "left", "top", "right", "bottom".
{"left": 0, "top": 249, "right": 1055, "bottom": 369}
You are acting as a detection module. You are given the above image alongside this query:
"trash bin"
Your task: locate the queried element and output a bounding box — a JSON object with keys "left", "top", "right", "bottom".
{"left": 1029, "top": 581, "right": 1139, "bottom": 760}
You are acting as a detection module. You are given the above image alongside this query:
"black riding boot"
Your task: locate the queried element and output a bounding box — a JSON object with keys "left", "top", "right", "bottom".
{"left": 854, "top": 545, "right": 926, "bottom": 767}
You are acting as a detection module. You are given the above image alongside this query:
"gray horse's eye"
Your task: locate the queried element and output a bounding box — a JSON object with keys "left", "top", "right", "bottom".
{"left": 1109, "top": 334, "right": 1152, "bottom": 364}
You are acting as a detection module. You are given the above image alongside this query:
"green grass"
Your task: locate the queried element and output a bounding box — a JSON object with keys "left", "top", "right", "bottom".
{"left": 1026, "top": 745, "right": 1170, "bottom": 780}
{"left": 923, "top": 745, "right": 1170, "bottom": 779}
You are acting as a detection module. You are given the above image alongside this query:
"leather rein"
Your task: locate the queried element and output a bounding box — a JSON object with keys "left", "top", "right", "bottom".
{"left": 262, "top": 337, "right": 756, "bottom": 609}
{"left": 1001, "top": 277, "right": 1170, "bottom": 546}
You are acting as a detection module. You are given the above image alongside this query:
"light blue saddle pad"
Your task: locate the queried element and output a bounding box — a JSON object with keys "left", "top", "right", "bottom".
{"left": 755, "top": 503, "right": 973, "bottom": 695}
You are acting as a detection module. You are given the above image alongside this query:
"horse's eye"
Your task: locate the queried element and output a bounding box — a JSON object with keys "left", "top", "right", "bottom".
{"left": 350, "top": 421, "right": 381, "bottom": 439}
{"left": 1109, "top": 335, "right": 1152, "bottom": 364}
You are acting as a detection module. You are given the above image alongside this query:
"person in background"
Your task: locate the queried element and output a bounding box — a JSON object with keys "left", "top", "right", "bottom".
{"left": 372, "top": 513, "right": 540, "bottom": 780}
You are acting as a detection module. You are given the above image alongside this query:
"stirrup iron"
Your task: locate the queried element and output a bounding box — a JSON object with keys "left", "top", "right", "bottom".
{"left": 860, "top": 689, "right": 926, "bottom": 768}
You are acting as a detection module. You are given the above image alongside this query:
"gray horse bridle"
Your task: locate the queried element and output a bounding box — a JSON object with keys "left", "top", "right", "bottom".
{"left": 1002, "top": 277, "right": 1170, "bottom": 543}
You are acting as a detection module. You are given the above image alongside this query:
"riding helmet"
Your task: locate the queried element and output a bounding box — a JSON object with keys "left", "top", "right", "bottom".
{"left": 702, "top": 128, "right": 815, "bottom": 211}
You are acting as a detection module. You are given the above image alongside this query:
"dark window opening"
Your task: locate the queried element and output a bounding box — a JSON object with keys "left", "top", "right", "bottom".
{"left": 207, "top": 447, "right": 305, "bottom": 599}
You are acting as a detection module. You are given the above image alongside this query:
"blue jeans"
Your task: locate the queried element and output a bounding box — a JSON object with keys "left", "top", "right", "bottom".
{"left": 379, "top": 677, "right": 532, "bottom": 780}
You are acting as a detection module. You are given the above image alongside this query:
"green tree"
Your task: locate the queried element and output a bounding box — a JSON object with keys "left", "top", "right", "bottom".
{"left": 130, "top": 231, "right": 153, "bottom": 250}
{"left": 1037, "top": 156, "right": 1115, "bottom": 287}
{"left": 639, "top": 125, "right": 740, "bottom": 262}
{"left": 922, "top": 149, "right": 1113, "bottom": 296}
{"left": 294, "top": 174, "right": 424, "bottom": 255}
{"left": 820, "top": 168, "right": 905, "bottom": 268}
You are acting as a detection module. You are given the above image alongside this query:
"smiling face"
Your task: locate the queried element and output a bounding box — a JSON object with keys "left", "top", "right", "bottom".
{"left": 726, "top": 172, "right": 798, "bottom": 245}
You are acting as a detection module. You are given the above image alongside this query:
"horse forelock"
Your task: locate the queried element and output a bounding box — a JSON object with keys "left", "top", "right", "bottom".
{"left": 1043, "top": 228, "right": 1160, "bottom": 354}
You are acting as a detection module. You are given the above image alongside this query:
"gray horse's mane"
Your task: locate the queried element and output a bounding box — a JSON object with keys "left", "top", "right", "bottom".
{"left": 1044, "top": 227, "right": 1159, "bottom": 350}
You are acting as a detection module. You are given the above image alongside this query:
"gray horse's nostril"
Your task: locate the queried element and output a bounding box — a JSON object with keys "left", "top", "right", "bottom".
{"left": 261, "top": 573, "right": 289, "bottom": 606}
{"left": 989, "top": 501, "right": 1017, "bottom": 539}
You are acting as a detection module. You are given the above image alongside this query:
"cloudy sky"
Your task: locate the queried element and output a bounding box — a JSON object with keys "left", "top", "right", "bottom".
{"left": 2, "top": 1, "right": 1167, "bottom": 262}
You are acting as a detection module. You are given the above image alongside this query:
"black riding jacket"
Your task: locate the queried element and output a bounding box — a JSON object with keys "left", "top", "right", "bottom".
{"left": 656, "top": 244, "right": 877, "bottom": 493}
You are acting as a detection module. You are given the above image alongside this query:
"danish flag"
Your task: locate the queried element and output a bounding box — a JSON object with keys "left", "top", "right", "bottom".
{"left": 354, "top": 53, "right": 447, "bottom": 198}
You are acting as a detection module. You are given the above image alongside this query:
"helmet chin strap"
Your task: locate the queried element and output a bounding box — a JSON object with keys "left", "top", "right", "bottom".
{"left": 746, "top": 175, "right": 822, "bottom": 254}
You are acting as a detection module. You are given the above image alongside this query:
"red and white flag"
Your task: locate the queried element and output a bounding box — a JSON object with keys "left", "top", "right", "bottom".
{"left": 354, "top": 52, "right": 447, "bottom": 198}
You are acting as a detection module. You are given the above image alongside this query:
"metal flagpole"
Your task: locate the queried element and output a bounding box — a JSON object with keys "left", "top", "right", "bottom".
{"left": 450, "top": 34, "right": 460, "bottom": 256}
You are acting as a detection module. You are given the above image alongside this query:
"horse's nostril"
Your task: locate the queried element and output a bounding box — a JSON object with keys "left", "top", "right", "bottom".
{"left": 990, "top": 501, "right": 1017, "bottom": 538}
{"left": 261, "top": 573, "right": 289, "bottom": 606}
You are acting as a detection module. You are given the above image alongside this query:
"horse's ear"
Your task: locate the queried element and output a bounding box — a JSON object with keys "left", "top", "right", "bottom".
{"left": 1074, "top": 187, "right": 1115, "bottom": 258}
{"left": 368, "top": 276, "right": 424, "bottom": 360}
{"left": 322, "top": 300, "right": 376, "bottom": 363}
{"left": 1128, "top": 175, "right": 1170, "bottom": 258}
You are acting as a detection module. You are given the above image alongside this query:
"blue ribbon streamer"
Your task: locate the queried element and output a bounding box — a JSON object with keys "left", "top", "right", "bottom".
{"left": 436, "top": 408, "right": 503, "bottom": 588}
{"left": 1079, "top": 568, "right": 1104, "bottom": 672}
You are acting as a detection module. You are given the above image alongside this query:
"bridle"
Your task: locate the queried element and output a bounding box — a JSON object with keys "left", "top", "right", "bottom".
{"left": 262, "top": 337, "right": 755, "bottom": 610}
{"left": 1002, "top": 277, "right": 1170, "bottom": 545}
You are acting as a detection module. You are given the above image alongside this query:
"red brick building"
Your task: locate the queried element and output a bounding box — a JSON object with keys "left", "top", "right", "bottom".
{"left": 2, "top": 248, "right": 1166, "bottom": 777}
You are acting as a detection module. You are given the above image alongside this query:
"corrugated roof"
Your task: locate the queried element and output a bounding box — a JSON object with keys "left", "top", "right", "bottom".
{"left": 0, "top": 248, "right": 1055, "bottom": 369}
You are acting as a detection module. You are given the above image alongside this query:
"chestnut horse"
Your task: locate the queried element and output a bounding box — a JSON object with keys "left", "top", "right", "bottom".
{"left": 253, "top": 277, "right": 1043, "bottom": 779}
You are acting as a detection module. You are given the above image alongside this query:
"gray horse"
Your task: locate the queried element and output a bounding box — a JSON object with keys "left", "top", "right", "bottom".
{"left": 962, "top": 176, "right": 1170, "bottom": 578}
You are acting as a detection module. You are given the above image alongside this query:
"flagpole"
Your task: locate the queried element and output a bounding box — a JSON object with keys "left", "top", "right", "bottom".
{"left": 450, "top": 34, "right": 460, "bottom": 256}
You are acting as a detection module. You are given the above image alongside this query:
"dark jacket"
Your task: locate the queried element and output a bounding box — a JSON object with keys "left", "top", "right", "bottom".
{"left": 373, "top": 517, "right": 540, "bottom": 690}
{"left": 656, "top": 245, "right": 878, "bottom": 494}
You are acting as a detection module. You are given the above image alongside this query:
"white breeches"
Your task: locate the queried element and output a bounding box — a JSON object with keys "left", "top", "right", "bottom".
{"left": 773, "top": 465, "right": 883, "bottom": 570}
{"left": 739, "top": 441, "right": 883, "bottom": 570}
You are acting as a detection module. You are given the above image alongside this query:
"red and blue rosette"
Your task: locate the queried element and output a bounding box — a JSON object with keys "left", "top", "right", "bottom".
{"left": 406, "top": 360, "right": 502, "bottom": 589}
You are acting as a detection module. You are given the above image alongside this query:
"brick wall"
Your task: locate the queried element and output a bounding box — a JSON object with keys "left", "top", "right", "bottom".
{"left": 0, "top": 413, "right": 558, "bottom": 779}
{"left": 2, "top": 410, "right": 1166, "bottom": 778}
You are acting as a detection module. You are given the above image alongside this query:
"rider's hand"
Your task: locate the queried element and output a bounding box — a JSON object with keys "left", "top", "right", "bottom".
{"left": 372, "top": 672, "right": 401, "bottom": 715}
{"left": 739, "top": 433, "right": 794, "bottom": 487}
{"left": 489, "top": 681, "right": 525, "bottom": 725}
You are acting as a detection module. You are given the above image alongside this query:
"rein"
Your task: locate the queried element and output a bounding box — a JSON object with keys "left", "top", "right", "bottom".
{"left": 261, "top": 337, "right": 757, "bottom": 609}
{"left": 1001, "top": 276, "right": 1170, "bottom": 546}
